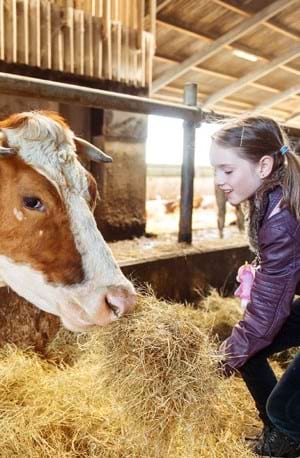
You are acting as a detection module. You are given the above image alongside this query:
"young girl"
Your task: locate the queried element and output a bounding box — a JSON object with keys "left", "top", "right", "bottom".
{"left": 210, "top": 116, "right": 300, "bottom": 458}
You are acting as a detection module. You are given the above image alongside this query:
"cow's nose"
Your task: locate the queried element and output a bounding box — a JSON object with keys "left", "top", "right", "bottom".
{"left": 105, "top": 285, "right": 136, "bottom": 318}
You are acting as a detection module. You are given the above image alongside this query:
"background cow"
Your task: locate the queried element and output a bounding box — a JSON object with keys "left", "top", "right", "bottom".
{"left": 215, "top": 185, "right": 245, "bottom": 238}
{"left": 0, "top": 111, "right": 136, "bottom": 332}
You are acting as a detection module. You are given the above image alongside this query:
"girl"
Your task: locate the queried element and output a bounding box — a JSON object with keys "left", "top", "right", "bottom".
{"left": 210, "top": 116, "right": 300, "bottom": 458}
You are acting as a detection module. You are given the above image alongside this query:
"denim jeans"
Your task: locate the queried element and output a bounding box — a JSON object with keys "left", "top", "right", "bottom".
{"left": 239, "top": 297, "right": 300, "bottom": 442}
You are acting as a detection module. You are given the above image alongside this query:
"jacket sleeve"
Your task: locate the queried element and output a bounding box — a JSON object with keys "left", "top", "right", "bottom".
{"left": 221, "top": 224, "right": 297, "bottom": 371}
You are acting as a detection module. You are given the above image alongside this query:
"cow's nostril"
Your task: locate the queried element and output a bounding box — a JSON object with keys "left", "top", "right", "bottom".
{"left": 105, "top": 286, "right": 136, "bottom": 317}
{"left": 105, "top": 296, "right": 120, "bottom": 317}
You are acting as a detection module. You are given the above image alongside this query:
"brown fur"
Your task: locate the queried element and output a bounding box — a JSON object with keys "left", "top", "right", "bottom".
{"left": 0, "top": 111, "right": 69, "bottom": 130}
{"left": 0, "top": 155, "right": 84, "bottom": 285}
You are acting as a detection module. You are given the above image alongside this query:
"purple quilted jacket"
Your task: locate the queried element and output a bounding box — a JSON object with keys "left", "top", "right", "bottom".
{"left": 221, "top": 187, "right": 300, "bottom": 372}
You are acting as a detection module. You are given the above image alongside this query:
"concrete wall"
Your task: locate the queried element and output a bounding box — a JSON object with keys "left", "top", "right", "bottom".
{"left": 93, "top": 110, "right": 147, "bottom": 241}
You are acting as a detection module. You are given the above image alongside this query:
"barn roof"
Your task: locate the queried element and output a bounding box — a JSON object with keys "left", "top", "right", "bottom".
{"left": 150, "top": 0, "right": 300, "bottom": 129}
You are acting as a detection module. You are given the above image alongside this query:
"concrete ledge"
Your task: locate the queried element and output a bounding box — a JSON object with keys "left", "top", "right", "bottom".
{"left": 121, "top": 245, "right": 252, "bottom": 302}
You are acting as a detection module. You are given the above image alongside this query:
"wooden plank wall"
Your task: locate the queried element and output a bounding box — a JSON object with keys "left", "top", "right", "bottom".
{"left": 0, "top": 0, "right": 155, "bottom": 88}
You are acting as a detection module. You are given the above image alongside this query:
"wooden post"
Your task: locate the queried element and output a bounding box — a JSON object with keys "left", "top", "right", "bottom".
{"left": 178, "top": 83, "right": 198, "bottom": 244}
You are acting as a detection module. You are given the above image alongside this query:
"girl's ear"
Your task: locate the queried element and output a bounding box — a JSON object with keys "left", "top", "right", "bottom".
{"left": 258, "top": 155, "right": 274, "bottom": 179}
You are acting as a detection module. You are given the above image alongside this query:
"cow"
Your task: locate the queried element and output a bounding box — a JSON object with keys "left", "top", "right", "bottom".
{"left": 0, "top": 110, "right": 136, "bottom": 332}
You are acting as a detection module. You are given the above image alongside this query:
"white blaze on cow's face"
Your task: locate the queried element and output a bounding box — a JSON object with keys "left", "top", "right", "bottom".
{"left": 0, "top": 111, "right": 136, "bottom": 331}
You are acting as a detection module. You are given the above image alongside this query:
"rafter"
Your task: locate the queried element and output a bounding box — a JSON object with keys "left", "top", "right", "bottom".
{"left": 155, "top": 84, "right": 291, "bottom": 118}
{"left": 155, "top": 54, "right": 299, "bottom": 97}
{"left": 156, "top": 18, "right": 300, "bottom": 79}
{"left": 253, "top": 83, "right": 300, "bottom": 115}
{"left": 203, "top": 46, "right": 300, "bottom": 108}
{"left": 152, "top": 0, "right": 297, "bottom": 93}
{"left": 212, "top": 0, "right": 300, "bottom": 41}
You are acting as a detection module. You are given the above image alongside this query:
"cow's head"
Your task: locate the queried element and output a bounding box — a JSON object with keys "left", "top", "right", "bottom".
{"left": 0, "top": 111, "right": 136, "bottom": 331}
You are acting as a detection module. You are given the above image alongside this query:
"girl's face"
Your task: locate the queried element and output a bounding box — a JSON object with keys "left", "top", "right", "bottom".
{"left": 209, "top": 142, "right": 263, "bottom": 205}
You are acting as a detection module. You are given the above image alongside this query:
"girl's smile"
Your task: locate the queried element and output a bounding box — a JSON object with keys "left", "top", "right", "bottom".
{"left": 209, "top": 143, "right": 263, "bottom": 205}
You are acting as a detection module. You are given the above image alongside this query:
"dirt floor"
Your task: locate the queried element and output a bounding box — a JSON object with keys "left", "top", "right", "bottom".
{"left": 110, "top": 174, "right": 248, "bottom": 264}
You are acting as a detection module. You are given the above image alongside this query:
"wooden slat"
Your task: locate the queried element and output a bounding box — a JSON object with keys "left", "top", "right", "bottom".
{"left": 94, "top": 0, "right": 102, "bottom": 17}
{"left": 5, "top": 0, "right": 14, "bottom": 63}
{"left": 103, "top": 0, "right": 112, "bottom": 79}
{"left": 92, "top": 15, "right": 102, "bottom": 78}
{"left": 63, "top": 6, "right": 74, "bottom": 73}
{"left": 51, "top": 2, "right": 64, "bottom": 71}
{"left": 29, "top": 0, "right": 41, "bottom": 66}
{"left": 0, "top": 0, "right": 4, "bottom": 60}
{"left": 84, "top": 12, "right": 93, "bottom": 76}
{"left": 74, "top": 8, "right": 84, "bottom": 74}
{"left": 111, "top": 20, "right": 121, "bottom": 80}
{"left": 141, "top": 31, "right": 146, "bottom": 87}
{"left": 40, "top": 0, "right": 51, "bottom": 69}
{"left": 149, "top": 0, "right": 156, "bottom": 48}
{"left": 17, "top": 0, "right": 29, "bottom": 64}
{"left": 152, "top": 0, "right": 297, "bottom": 93}
{"left": 136, "top": 0, "right": 144, "bottom": 49}
{"left": 145, "top": 32, "right": 154, "bottom": 93}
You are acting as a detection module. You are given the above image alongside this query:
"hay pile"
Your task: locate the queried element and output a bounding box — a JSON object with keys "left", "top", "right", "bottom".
{"left": 0, "top": 290, "right": 257, "bottom": 458}
{"left": 198, "top": 289, "right": 243, "bottom": 342}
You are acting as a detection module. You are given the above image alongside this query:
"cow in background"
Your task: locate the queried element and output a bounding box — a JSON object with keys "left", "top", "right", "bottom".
{"left": 0, "top": 111, "right": 136, "bottom": 332}
{"left": 215, "top": 185, "right": 245, "bottom": 238}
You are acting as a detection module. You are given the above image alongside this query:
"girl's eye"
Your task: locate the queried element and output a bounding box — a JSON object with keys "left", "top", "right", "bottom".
{"left": 23, "top": 197, "right": 45, "bottom": 212}
{"left": 224, "top": 170, "right": 233, "bottom": 175}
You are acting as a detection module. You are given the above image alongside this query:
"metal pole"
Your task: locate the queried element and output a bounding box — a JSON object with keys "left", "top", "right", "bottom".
{"left": 178, "top": 83, "right": 198, "bottom": 243}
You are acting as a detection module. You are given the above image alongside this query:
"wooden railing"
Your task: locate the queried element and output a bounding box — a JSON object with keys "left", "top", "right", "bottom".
{"left": 0, "top": 0, "right": 156, "bottom": 88}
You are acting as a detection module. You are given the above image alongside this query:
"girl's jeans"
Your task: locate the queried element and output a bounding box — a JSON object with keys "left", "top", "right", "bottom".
{"left": 239, "top": 297, "right": 300, "bottom": 442}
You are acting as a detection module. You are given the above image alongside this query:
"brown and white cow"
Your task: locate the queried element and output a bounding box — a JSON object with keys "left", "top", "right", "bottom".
{"left": 0, "top": 110, "right": 136, "bottom": 332}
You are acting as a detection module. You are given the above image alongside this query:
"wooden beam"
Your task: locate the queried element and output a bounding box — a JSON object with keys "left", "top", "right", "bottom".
{"left": 212, "top": 0, "right": 300, "bottom": 41}
{"left": 156, "top": 18, "right": 300, "bottom": 78}
{"left": 203, "top": 45, "right": 300, "bottom": 108}
{"left": 253, "top": 84, "right": 300, "bottom": 114}
{"left": 157, "top": 0, "right": 172, "bottom": 14}
{"left": 0, "top": 71, "right": 202, "bottom": 121}
{"left": 152, "top": 0, "right": 297, "bottom": 93}
{"left": 156, "top": 84, "right": 291, "bottom": 117}
{"left": 155, "top": 54, "right": 291, "bottom": 96}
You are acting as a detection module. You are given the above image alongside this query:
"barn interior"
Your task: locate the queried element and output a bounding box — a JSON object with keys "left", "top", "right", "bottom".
{"left": 0, "top": 1, "right": 300, "bottom": 456}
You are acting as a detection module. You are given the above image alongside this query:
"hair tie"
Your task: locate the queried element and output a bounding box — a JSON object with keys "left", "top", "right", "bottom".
{"left": 280, "top": 145, "right": 289, "bottom": 155}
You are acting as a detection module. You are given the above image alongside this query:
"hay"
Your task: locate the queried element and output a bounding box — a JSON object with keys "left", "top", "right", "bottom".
{"left": 0, "top": 290, "right": 257, "bottom": 457}
{"left": 198, "top": 289, "right": 243, "bottom": 342}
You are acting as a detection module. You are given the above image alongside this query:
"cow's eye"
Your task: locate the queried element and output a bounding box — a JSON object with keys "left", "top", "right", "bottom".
{"left": 23, "top": 197, "right": 45, "bottom": 212}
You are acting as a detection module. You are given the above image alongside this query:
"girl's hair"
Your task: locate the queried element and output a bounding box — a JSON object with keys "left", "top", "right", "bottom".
{"left": 212, "top": 116, "right": 300, "bottom": 220}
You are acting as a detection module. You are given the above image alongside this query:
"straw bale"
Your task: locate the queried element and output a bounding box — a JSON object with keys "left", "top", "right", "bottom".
{"left": 0, "top": 290, "right": 258, "bottom": 457}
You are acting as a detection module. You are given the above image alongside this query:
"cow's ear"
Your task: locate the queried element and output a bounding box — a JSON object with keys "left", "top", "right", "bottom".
{"left": 0, "top": 132, "right": 15, "bottom": 157}
{"left": 74, "top": 137, "right": 112, "bottom": 163}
